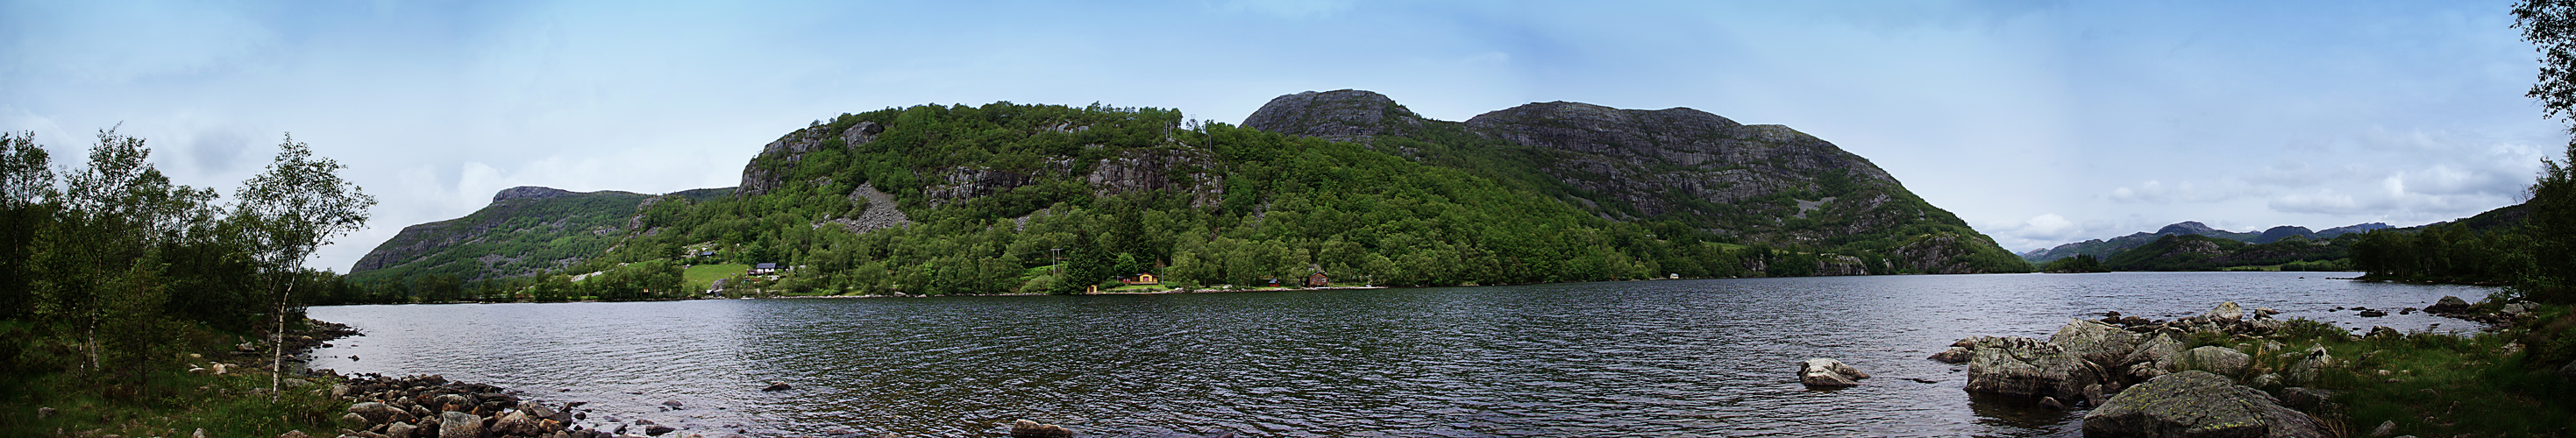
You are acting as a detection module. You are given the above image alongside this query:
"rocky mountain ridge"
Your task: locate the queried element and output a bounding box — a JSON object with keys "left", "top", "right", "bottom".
{"left": 2022, "top": 221, "right": 2394, "bottom": 264}
{"left": 1243, "top": 89, "right": 2027, "bottom": 274}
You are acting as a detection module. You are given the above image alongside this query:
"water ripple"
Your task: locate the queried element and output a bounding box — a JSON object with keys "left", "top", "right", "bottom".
{"left": 309, "top": 272, "right": 2488, "bottom": 437}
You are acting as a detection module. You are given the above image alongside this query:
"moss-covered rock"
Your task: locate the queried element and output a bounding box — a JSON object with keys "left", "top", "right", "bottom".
{"left": 2083, "top": 371, "right": 2327, "bottom": 438}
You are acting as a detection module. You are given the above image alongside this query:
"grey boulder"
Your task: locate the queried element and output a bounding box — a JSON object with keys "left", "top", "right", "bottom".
{"left": 1965, "top": 336, "right": 2102, "bottom": 398}
{"left": 2050, "top": 318, "right": 2139, "bottom": 369}
{"left": 1797, "top": 358, "right": 1870, "bottom": 388}
{"left": 2083, "top": 371, "right": 2328, "bottom": 438}
{"left": 436, "top": 412, "right": 480, "bottom": 438}
{"left": 2174, "top": 346, "right": 2252, "bottom": 378}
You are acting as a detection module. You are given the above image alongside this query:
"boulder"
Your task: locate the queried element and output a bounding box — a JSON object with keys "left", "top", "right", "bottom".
{"left": 2370, "top": 420, "right": 2395, "bottom": 437}
{"left": 644, "top": 425, "right": 676, "bottom": 436}
{"left": 437, "top": 412, "right": 481, "bottom": 438}
{"left": 2559, "top": 360, "right": 2576, "bottom": 380}
{"left": 2050, "top": 319, "right": 2140, "bottom": 369}
{"left": 2039, "top": 397, "right": 2066, "bottom": 410}
{"left": 2287, "top": 345, "right": 2337, "bottom": 385}
{"left": 2366, "top": 326, "right": 2401, "bottom": 339}
{"left": 2358, "top": 309, "right": 2387, "bottom": 317}
{"left": 490, "top": 410, "right": 543, "bottom": 436}
{"left": 2083, "top": 384, "right": 2109, "bottom": 407}
{"left": 762, "top": 381, "right": 793, "bottom": 392}
{"left": 517, "top": 401, "right": 556, "bottom": 419}
{"left": 278, "top": 431, "right": 310, "bottom": 438}
{"left": 1797, "top": 358, "right": 1870, "bottom": 388}
{"left": 385, "top": 421, "right": 416, "bottom": 438}
{"left": 340, "top": 412, "right": 371, "bottom": 429}
{"left": 1965, "top": 336, "right": 2102, "bottom": 398}
{"left": 2124, "top": 331, "right": 2188, "bottom": 370}
{"left": 1929, "top": 346, "right": 1974, "bottom": 364}
{"left": 2174, "top": 346, "right": 2252, "bottom": 378}
{"left": 1011, "top": 420, "right": 1074, "bottom": 438}
{"left": 2424, "top": 296, "right": 2470, "bottom": 314}
{"left": 2276, "top": 387, "right": 2335, "bottom": 413}
{"left": 2082, "top": 371, "right": 2329, "bottom": 438}
{"left": 350, "top": 402, "right": 402, "bottom": 424}
{"left": 2204, "top": 301, "right": 2245, "bottom": 321}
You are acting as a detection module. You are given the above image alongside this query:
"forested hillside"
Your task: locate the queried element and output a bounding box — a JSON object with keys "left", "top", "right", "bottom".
{"left": 349, "top": 92, "right": 2038, "bottom": 300}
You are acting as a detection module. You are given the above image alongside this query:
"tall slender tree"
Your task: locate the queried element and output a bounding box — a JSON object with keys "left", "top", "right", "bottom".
{"left": 2519, "top": 0, "right": 2576, "bottom": 301}
{"left": 233, "top": 133, "right": 373, "bottom": 398}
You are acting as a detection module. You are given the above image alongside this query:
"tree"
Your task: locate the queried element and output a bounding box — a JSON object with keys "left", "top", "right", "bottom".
{"left": 232, "top": 133, "right": 374, "bottom": 399}
{"left": 2520, "top": 0, "right": 2576, "bottom": 301}
{"left": 0, "top": 131, "right": 54, "bottom": 320}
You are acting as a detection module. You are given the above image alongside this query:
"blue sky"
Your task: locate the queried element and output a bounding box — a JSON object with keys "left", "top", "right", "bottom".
{"left": 3, "top": 0, "right": 2564, "bottom": 270}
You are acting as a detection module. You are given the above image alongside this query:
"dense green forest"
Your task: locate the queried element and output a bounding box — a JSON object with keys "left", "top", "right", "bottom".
{"left": 0, "top": 129, "right": 374, "bottom": 435}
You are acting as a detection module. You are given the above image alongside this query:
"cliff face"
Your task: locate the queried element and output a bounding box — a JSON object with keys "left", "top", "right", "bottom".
{"left": 1242, "top": 89, "right": 2027, "bottom": 274}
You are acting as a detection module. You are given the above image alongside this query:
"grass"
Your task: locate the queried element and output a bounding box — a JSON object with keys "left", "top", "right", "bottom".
{"left": 683, "top": 263, "right": 750, "bottom": 291}
{"left": 0, "top": 369, "right": 345, "bottom": 438}
{"left": 2245, "top": 308, "right": 2576, "bottom": 436}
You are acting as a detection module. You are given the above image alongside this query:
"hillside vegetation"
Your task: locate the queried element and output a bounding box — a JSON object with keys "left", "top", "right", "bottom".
{"left": 345, "top": 93, "right": 2039, "bottom": 300}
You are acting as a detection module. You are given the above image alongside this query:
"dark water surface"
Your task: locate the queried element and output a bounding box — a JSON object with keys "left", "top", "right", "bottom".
{"left": 308, "top": 272, "right": 2493, "bottom": 437}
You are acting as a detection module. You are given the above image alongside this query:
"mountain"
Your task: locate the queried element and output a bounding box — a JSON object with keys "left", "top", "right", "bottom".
{"left": 346, "top": 187, "right": 664, "bottom": 282}
{"left": 350, "top": 90, "right": 2030, "bottom": 295}
{"left": 2021, "top": 220, "right": 2392, "bottom": 263}
{"left": 2312, "top": 223, "right": 2391, "bottom": 238}
{"left": 1243, "top": 90, "right": 2029, "bottom": 274}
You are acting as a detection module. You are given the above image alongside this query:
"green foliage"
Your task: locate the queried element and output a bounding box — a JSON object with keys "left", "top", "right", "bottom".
{"left": 2042, "top": 254, "right": 2109, "bottom": 272}
{"left": 2349, "top": 223, "right": 2528, "bottom": 285}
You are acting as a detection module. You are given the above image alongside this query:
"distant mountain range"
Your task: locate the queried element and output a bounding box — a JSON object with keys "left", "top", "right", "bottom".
{"left": 2019, "top": 221, "right": 2393, "bottom": 264}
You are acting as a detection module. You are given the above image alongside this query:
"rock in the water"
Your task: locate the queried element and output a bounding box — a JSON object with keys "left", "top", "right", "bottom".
{"left": 2040, "top": 397, "right": 2066, "bottom": 410}
{"left": 437, "top": 412, "right": 481, "bottom": 438}
{"left": 2203, "top": 301, "right": 2244, "bottom": 321}
{"left": 1797, "top": 358, "right": 1870, "bottom": 388}
{"left": 1929, "top": 346, "right": 1974, "bottom": 364}
{"left": 2082, "top": 371, "right": 2328, "bottom": 438}
{"left": 2358, "top": 309, "right": 2387, "bottom": 317}
{"left": 1966, "top": 336, "right": 2102, "bottom": 398}
{"left": 2050, "top": 318, "right": 2139, "bottom": 369}
{"left": 762, "top": 381, "right": 793, "bottom": 392}
{"left": 2175, "top": 346, "right": 2252, "bottom": 378}
{"left": 2424, "top": 296, "right": 2471, "bottom": 314}
{"left": 1010, "top": 420, "right": 1074, "bottom": 438}
{"left": 644, "top": 425, "right": 676, "bottom": 436}
{"left": 518, "top": 401, "right": 557, "bottom": 420}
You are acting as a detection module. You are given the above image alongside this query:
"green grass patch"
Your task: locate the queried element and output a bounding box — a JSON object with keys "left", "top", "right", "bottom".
{"left": 2254, "top": 309, "right": 2576, "bottom": 436}
{"left": 0, "top": 362, "right": 346, "bottom": 438}
{"left": 683, "top": 263, "right": 750, "bottom": 291}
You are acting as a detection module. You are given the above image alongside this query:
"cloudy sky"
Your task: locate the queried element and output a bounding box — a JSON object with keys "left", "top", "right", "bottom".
{"left": 3, "top": 0, "right": 2564, "bottom": 270}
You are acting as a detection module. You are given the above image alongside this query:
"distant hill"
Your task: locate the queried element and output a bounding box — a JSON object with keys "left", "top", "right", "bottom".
{"left": 2022, "top": 220, "right": 2387, "bottom": 263}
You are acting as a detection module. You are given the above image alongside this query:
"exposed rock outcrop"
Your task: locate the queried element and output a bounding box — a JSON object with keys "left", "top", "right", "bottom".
{"left": 1240, "top": 89, "right": 1427, "bottom": 142}
{"left": 1798, "top": 358, "right": 1871, "bottom": 388}
{"left": 2082, "top": 371, "right": 2329, "bottom": 438}
{"left": 1964, "top": 336, "right": 2102, "bottom": 398}
{"left": 739, "top": 121, "right": 883, "bottom": 196}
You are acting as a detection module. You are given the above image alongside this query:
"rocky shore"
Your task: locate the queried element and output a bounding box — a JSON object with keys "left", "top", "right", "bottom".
{"left": 1925, "top": 298, "right": 2558, "bottom": 437}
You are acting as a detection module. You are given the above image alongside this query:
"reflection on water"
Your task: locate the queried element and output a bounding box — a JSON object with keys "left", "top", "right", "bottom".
{"left": 308, "top": 272, "right": 2491, "bottom": 437}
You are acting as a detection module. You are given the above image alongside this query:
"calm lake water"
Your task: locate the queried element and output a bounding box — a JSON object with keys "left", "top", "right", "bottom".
{"left": 307, "top": 272, "right": 2494, "bottom": 437}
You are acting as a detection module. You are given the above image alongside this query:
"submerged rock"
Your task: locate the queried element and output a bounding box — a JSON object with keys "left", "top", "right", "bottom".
{"left": 1965, "top": 336, "right": 2101, "bottom": 398}
{"left": 1797, "top": 358, "right": 1870, "bottom": 388}
{"left": 1011, "top": 420, "right": 1075, "bottom": 438}
{"left": 2082, "top": 371, "right": 2327, "bottom": 438}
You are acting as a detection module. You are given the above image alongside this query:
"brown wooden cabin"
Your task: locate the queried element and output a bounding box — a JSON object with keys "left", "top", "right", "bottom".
{"left": 1304, "top": 272, "right": 1329, "bottom": 287}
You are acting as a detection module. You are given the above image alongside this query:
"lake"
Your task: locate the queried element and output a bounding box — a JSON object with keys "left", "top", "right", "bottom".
{"left": 306, "top": 272, "right": 2494, "bottom": 437}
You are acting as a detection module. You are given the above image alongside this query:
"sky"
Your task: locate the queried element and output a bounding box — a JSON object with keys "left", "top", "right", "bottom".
{"left": 2, "top": 0, "right": 2565, "bottom": 271}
